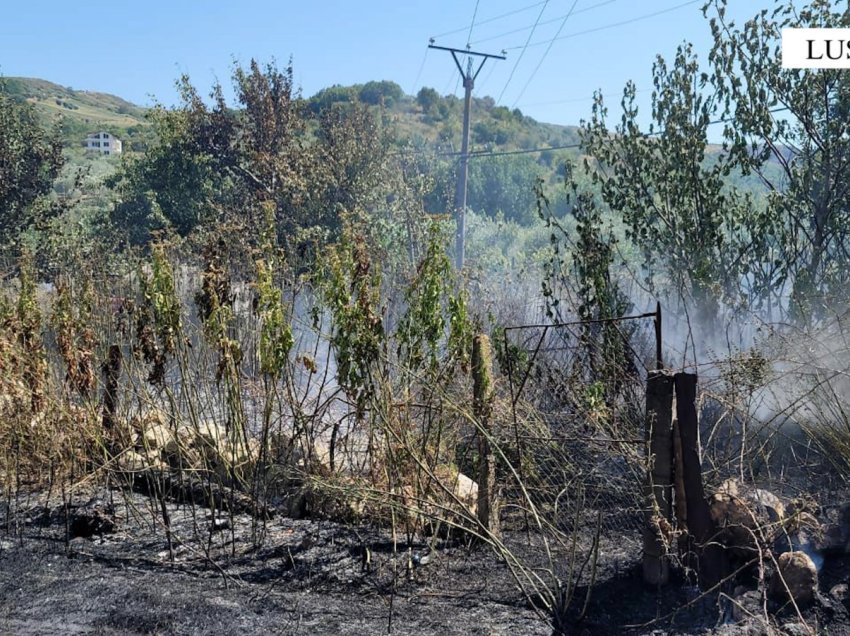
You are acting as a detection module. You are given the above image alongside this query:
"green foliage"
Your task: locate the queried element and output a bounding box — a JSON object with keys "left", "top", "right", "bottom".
{"left": 582, "top": 44, "right": 760, "bottom": 320}
{"left": 15, "top": 249, "right": 46, "bottom": 410}
{"left": 705, "top": 0, "right": 850, "bottom": 320}
{"left": 358, "top": 81, "right": 404, "bottom": 107}
{"left": 135, "top": 243, "right": 181, "bottom": 385}
{"left": 194, "top": 236, "right": 244, "bottom": 384}
{"left": 53, "top": 274, "right": 96, "bottom": 396}
{"left": 467, "top": 154, "right": 545, "bottom": 225}
{"left": 109, "top": 60, "right": 394, "bottom": 261}
{"left": 492, "top": 326, "right": 529, "bottom": 379}
{"left": 108, "top": 103, "right": 217, "bottom": 245}
{"left": 538, "top": 164, "right": 635, "bottom": 393}
{"left": 416, "top": 87, "right": 440, "bottom": 115}
{"left": 0, "top": 86, "right": 64, "bottom": 246}
{"left": 307, "top": 84, "right": 358, "bottom": 114}
{"left": 253, "top": 205, "right": 293, "bottom": 378}
{"left": 397, "top": 223, "right": 471, "bottom": 373}
{"left": 321, "top": 225, "right": 385, "bottom": 414}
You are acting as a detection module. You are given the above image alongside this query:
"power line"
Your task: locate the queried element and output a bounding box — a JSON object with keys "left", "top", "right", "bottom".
{"left": 410, "top": 47, "right": 430, "bottom": 96}
{"left": 388, "top": 105, "right": 792, "bottom": 160}
{"left": 510, "top": 0, "right": 579, "bottom": 108}
{"left": 465, "top": 142, "right": 582, "bottom": 158}
{"left": 466, "top": 0, "right": 481, "bottom": 47}
{"left": 391, "top": 106, "right": 791, "bottom": 159}
{"left": 471, "top": 0, "right": 621, "bottom": 46}
{"left": 476, "top": 58, "right": 500, "bottom": 95}
{"left": 451, "top": 106, "right": 793, "bottom": 159}
{"left": 431, "top": 1, "right": 549, "bottom": 40}
{"left": 504, "top": 0, "right": 702, "bottom": 51}
{"left": 515, "top": 88, "right": 651, "bottom": 108}
{"left": 441, "top": 57, "right": 461, "bottom": 95}
{"left": 497, "top": 0, "right": 550, "bottom": 104}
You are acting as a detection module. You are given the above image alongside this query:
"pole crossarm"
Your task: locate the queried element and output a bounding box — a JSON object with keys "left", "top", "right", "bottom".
{"left": 428, "top": 44, "right": 507, "bottom": 61}
{"left": 428, "top": 44, "right": 505, "bottom": 269}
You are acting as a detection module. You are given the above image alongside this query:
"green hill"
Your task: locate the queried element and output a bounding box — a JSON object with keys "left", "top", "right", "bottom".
{"left": 2, "top": 76, "right": 582, "bottom": 159}
{"left": 1, "top": 77, "right": 151, "bottom": 151}
{"left": 306, "top": 81, "right": 580, "bottom": 155}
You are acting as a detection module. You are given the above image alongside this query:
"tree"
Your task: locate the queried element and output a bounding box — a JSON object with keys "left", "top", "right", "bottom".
{"left": 0, "top": 88, "right": 63, "bottom": 245}
{"left": 466, "top": 154, "right": 544, "bottom": 225}
{"left": 108, "top": 101, "right": 221, "bottom": 245}
{"left": 307, "top": 84, "right": 357, "bottom": 114}
{"left": 538, "top": 164, "right": 636, "bottom": 403}
{"left": 109, "top": 60, "right": 401, "bottom": 262}
{"left": 358, "top": 80, "right": 404, "bottom": 107}
{"left": 416, "top": 87, "right": 440, "bottom": 114}
{"left": 705, "top": 0, "right": 850, "bottom": 320}
{"left": 581, "top": 44, "right": 763, "bottom": 321}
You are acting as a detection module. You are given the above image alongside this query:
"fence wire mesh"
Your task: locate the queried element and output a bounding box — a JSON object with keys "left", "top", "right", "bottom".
{"left": 500, "top": 312, "right": 660, "bottom": 539}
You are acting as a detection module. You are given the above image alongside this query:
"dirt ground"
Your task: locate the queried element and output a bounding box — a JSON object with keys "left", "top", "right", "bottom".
{"left": 3, "top": 486, "right": 850, "bottom": 635}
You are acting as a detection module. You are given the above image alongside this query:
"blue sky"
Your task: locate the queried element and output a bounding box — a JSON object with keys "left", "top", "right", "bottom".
{"left": 1, "top": 0, "right": 759, "bottom": 128}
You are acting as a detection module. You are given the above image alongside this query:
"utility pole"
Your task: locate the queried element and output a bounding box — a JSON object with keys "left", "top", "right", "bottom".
{"left": 429, "top": 44, "right": 505, "bottom": 270}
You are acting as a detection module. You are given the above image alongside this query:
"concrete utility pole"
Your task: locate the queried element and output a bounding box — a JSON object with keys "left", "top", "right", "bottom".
{"left": 428, "top": 44, "right": 505, "bottom": 270}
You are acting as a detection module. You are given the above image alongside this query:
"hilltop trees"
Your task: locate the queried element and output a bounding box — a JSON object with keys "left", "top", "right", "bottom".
{"left": 416, "top": 87, "right": 440, "bottom": 114}
{"left": 358, "top": 80, "right": 404, "bottom": 107}
{"left": 0, "top": 87, "right": 63, "bottom": 246}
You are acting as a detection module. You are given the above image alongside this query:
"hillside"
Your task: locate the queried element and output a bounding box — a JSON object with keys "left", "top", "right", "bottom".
{"left": 1, "top": 77, "right": 152, "bottom": 153}
{"left": 307, "top": 81, "right": 580, "bottom": 155}
{"left": 2, "top": 76, "right": 580, "bottom": 159}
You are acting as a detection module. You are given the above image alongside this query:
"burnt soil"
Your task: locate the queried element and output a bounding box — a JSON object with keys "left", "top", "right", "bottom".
{"left": 3, "top": 487, "right": 850, "bottom": 635}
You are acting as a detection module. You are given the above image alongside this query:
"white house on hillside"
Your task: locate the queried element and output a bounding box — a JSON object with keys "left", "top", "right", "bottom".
{"left": 82, "top": 131, "right": 122, "bottom": 155}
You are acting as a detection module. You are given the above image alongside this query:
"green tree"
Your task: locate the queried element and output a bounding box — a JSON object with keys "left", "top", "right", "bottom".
{"left": 0, "top": 88, "right": 63, "bottom": 245}
{"left": 307, "top": 84, "right": 357, "bottom": 114}
{"left": 416, "top": 87, "right": 440, "bottom": 115}
{"left": 109, "top": 60, "right": 395, "bottom": 258}
{"left": 358, "top": 80, "right": 404, "bottom": 107}
{"left": 538, "top": 165, "right": 635, "bottom": 401}
{"left": 581, "top": 44, "right": 762, "bottom": 321}
{"left": 705, "top": 0, "right": 850, "bottom": 320}
{"left": 466, "top": 154, "right": 544, "bottom": 225}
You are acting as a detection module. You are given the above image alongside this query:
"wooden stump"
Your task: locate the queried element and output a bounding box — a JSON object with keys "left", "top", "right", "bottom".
{"left": 643, "top": 371, "right": 674, "bottom": 585}
{"left": 473, "top": 334, "right": 499, "bottom": 537}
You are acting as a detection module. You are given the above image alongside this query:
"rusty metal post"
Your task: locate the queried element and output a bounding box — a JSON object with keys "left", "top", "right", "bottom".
{"left": 643, "top": 371, "right": 674, "bottom": 585}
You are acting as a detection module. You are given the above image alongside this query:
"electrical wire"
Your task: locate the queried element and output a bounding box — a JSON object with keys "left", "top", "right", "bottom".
{"left": 410, "top": 47, "right": 430, "bottom": 96}
{"left": 445, "top": 106, "right": 792, "bottom": 159}
{"left": 431, "top": 0, "right": 549, "bottom": 40}
{"left": 466, "top": 0, "right": 481, "bottom": 47}
{"left": 476, "top": 58, "right": 500, "bottom": 95}
{"left": 510, "top": 0, "right": 579, "bottom": 108}
{"left": 503, "top": 0, "right": 702, "bottom": 51}
{"left": 471, "top": 0, "right": 620, "bottom": 46}
{"left": 442, "top": 67, "right": 459, "bottom": 95}
{"left": 515, "top": 88, "right": 650, "bottom": 108}
{"left": 387, "top": 104, "right": 791, "bottom": 160}
{"left": 497, "top": 0, "right": 551, "bottom": 104}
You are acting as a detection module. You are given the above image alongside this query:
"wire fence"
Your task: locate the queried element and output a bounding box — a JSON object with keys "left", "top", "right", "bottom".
{"left": 500, "top": 311, "right": 661, "bottom": 538}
